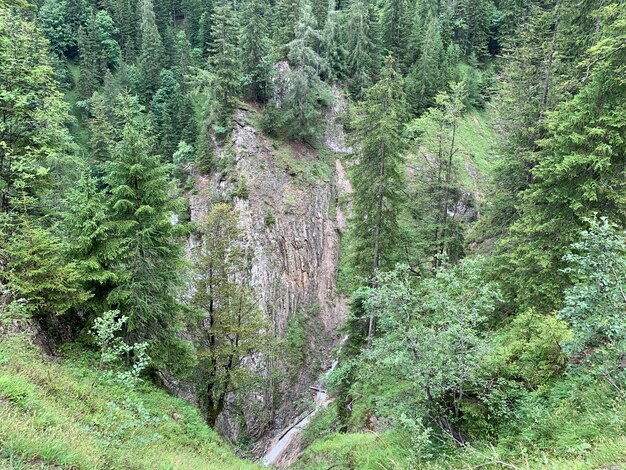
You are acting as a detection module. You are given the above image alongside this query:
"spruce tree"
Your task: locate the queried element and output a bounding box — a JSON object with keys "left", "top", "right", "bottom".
{"left": 102, "top": 94, "right": 187, "bottom": 355}
{"left": 320, "top": 0, "right": 346, "bottom": 81}
{"left": 406, "top": 18, "right": 447, "bottom": 114}
{"left": 408, "top": 82, "right": 468, "bottom": 270}
{"left": 209, "top": 0, "right": 240, "bottom": 127}
{"left": 192, "top": 203, "right": 267, "bottom": 426}
{"left": 112, "top": 0, "right": 140, "bottom": 59}
{"left": 273, "top": 0, "right": 299, "bottom": 57}
{"left": 380, "top": 0, "right": 411, "bottom": 69}
{"left": 78, "top": 11, "right": 121, "bottom": 98}
{"left": 498, "top": 4, "right": 626, "bottom": 311}
{"left": 240, "top": 0, "right": 272, "bottom": 101}
{"left": 350, "top": 56, "right": 406, "bottom": 338}
{"left": 345, "top": 0, "right": 379, "bottom": 97}
{"left": 138, "top": 0, "right": 166, "bottom": 99}
{"left": 279, "top": 0, "right": 326, "bottom": 141}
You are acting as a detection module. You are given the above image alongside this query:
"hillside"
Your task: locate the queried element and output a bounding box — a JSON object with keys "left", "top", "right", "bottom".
{"left": 2, "top": 0, "right": 626, "bottom": 469}
{"left": 0, "top": 333, "right": 260, "bottom": 470}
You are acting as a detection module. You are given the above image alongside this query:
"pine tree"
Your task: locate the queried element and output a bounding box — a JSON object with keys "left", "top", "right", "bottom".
{"left": 138, "top": 0, "right": 166, "bottom": 100}
{"left": 0, "top": 7, "right": 71, "bottom": 218}
{"left": 240, "top": 0, "right": 272, "bottom": 101}
{"left": 2, "top": 218, "right": 91, "bottom": 318}
{"left": 405, "top": 18, "right": 447, "bottom": 114}
{"left": 78, "top": 11, "right": 121, "bottom": 98}
{"left": 209, "top": 0, "right": 240, "bottom": 127}
{"left": 151, "top": 69, "right": 192, "bottom": 160}
{"left": 88, "top": 91, "right": 116, "bottom": 165}
{"left": 273, "top": 0, "right": 299, "bottom": 57}
{"left": 350, "top": 56, "right": 407, "bottom": 338}
{"left": 497, "top": 3, "right": 626, "bottom": 311}
{"left": 112, "top": 0, "right": 140, "bottom": 58}
{"left": 408, "top": 82, "right": 468, "bottom": 270}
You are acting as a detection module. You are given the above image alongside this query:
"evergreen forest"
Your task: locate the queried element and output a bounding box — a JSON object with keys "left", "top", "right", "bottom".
{"left": 0, "top": 0, "right": 625, "bottom": 468}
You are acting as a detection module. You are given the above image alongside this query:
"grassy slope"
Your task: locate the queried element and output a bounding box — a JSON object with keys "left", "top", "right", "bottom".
{"left": 295, "top": 378, "right": 626, "bottom": 470}
{"left": 0, "top": 334, "right": 261, "bottom": 470}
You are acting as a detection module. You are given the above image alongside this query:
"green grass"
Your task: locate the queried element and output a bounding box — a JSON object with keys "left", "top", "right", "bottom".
{"left": 295, "top": 375, "right": 626, "bottom": 470}
{"left": 451, "top": 108, "right": 497, "bottom": 196}
{"left": 0, "top": 334, "right": 260, "bottom": 470}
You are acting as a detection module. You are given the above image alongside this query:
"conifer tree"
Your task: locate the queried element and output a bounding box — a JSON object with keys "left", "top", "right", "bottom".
{"left": 209, "top": 0, "right": 240, "bottom": 127}
{"left": 279, "top": 0, "right": 326, "bottom": 141}
{"left": 138, "top": 0, "right": 166, "bottom": 99}
{"left": 406, "top": 19, "right": 447, "bottom": 114}
{"left": 408, "top": 82, "right": 467, "bottom": 269}
{"left": 345, "top": 0, "right": 379, "bottom": 97}
{"left": 1, "top": 6, "right": 89, "bottom": 320}
{"left": 380, "top": 0, "right": 411, "bottom": 69}
{"left": 151, "top": 69, "right": 192, "bottom": 160}
{"left": 240, "top": 0, "right": 272, "bottom": 101}
{"left": 102, "top": 94, "right": 187, "bottom": 354}
{"left": 78, "top": 11, "right": 121, "bottom": 98}
{"left": 88, "top": 92, "right": 116, "bottom": 165}
{"left": 498, "top": 4, "right": 626, "bottom": 311}
{"left": 273, "top": 0, "right": 299, "bottom": 57}
{"left": 0, "top": 7, "right": 71, "bottom": 218}
{"left": 320, "top": 0, "right": 346, "bottom": 81}
{"left": 112, "top": 0, "right": 140, "bottom": 59}
{"left": 350, "top": 56, "right": 406, "bottom": 338}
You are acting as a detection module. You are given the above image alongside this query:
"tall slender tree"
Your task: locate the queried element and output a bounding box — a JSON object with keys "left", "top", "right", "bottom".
{"left": 138, "top": 0, "right": 166, "bottom": 99}
{"left": 380, "top": 0, "right": 411, "bottom": 69}
{"left": 209, "top": 0, "right": 240, "bottom": 127}
{"left": 350, "top": 56, "right": 407, "bottom": 339}
{"left": 345, "top": 0, "right": 379, "bottom": 97}
{"left": 239, "top": 0, "right": 272, "bottom": 101}
{"left": 192, "top": 203, "right": 267, "bottom": 426}
{"left": 278, "top": 0, "right": 326, "bottom": 140}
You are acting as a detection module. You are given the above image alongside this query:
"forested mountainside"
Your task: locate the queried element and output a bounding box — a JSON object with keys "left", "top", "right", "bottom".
{"left": 1, "top": 0, "right": 625, "bottom": 468}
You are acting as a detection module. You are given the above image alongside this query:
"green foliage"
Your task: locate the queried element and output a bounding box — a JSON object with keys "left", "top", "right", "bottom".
{"left": 209, "top": 0, "right": 241, "bottom": 126}
{"left": 91, "top": 310, "right": 150, "bottom": 387}
{"left": 78, "top": 11, "right": 120, "bottom": 98}
{"left": 1, "top": 222, "right": 90, "bottom": 318}
{"left": 73, "top": 94, "right": 192, "bottom": 372}
{"left": 496, "top": 4, "right": 626, "bottom": 311}
{"left": 240, "top": 0, "right": 273, "bottom": 101}
{"left": 276, "top": 0, "right": 328, "bottom": 141}
{"left": 0, "top": 334, "right": 261, "bottom": 469}
{"left": 487, "top": 309, "right": 571, "bottom": 388}
{"left": 0, "top": 5, "right": 73, "bottom": 219}
{"left": 191, "top": 204, "right": 269, "bottom": 426}
{"left": 560, "top": 218, "right": 626, "bottom": 380}
{"left": 344, "top": 259, "right": 501, "bottom": 443}
{"left": 138, "top": 0, "right": 166, "bottom": 99}
{"left": 344, "top": 0, "right": 379, "bottom": 97}
{"left": 38, "top": 0, "right": 82, "bottom": 58}
{"left": 404, "top": 82, "right": 468, "bottom": 270}
{"left": 349, "top": 56, "right": 406, "bottom": 284}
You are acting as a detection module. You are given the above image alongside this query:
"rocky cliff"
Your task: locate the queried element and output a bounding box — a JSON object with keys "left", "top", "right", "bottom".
{"left": 184, "top": 94, "right": 351, "bottom": 454}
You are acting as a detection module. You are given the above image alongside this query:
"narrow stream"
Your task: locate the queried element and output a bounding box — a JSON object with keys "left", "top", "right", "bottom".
{"left": 262, "top": 359, "right": 339, "bottom": 467}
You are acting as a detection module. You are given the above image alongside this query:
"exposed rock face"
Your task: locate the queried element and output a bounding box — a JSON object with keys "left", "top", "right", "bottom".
{"left": 184, "top": 102, "right": 350, "bottom": 452}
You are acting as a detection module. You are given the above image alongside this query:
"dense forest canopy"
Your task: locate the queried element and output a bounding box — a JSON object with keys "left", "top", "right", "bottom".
{"left": 0, "top": 0, "right": 625, "bottom": 468}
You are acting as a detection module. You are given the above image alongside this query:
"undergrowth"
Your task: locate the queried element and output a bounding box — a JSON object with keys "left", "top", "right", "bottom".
{"left": 0, "top": 334, "right": 260, "bottom": 470}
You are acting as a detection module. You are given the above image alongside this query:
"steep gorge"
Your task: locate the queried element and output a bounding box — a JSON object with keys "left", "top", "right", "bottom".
{"left": 181, "top": 95, "right": 352, "bottom": 455}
